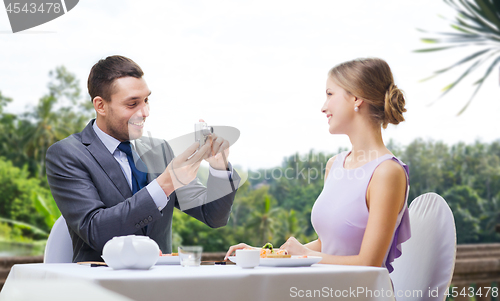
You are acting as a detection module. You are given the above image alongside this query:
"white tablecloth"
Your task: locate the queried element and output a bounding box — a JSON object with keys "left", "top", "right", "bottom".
{"left": 2, "top": 263, "right": 396, "bottom": 301}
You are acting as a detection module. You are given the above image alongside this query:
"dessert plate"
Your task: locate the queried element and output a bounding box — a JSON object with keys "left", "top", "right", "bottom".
{"left": 228, "top": 256, "right": 321, "bottom": 267}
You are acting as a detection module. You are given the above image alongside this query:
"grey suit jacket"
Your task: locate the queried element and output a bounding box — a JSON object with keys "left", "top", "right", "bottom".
{"left": 46, "top": 120, "right": 239, "bottom": 262}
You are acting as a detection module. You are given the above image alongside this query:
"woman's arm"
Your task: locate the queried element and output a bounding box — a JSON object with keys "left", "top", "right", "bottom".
{"left": 304, "top": 239, "right": 321, "bottom": 252}
{"left": 282, "top": 160, "right": 407, "bottom": 267}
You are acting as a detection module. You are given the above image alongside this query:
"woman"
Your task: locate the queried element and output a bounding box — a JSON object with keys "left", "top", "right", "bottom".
{"left": 225, "top": 58, "right": 410, "bottom": 273}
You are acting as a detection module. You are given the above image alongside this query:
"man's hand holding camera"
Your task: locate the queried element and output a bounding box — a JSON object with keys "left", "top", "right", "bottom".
{"left": 156, "top": 120, "right": 231, "bottom": 196}
{"left": 166, "top": 140, "right": 211, "bottom": 191}
{"left": 195, "top": 119, "right": 230, "bottom": 171}
{"left": 205, "top": 133, "right": 230, "bottom": 171}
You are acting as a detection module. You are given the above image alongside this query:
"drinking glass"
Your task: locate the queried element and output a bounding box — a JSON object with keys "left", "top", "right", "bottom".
{"left": 178, "top": 246, "right": 203, "bottom": 267}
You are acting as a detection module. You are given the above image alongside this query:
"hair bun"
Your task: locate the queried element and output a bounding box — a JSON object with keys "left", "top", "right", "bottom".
{"left": 383, "top": 83, "right": 406, "bottom": 129}
{"left": 328, "top": 58, "right": 407, "bottom": 128}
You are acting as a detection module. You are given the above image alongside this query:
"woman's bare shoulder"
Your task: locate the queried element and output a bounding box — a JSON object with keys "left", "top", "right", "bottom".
{"left": 368, "top": 159, "right": 407, "bottom": 210}
{"left": 324, "top": 155, "right": 339, "bottom": 182}
{"left": 372, "top": 159, "right": 406, "bottom": 181}
{"left": 326, "top": 155, "right": 338, "bottom": 169}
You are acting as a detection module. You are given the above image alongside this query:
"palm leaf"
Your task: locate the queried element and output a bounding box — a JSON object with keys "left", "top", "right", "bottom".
{"left": 415, "top": 42, "right": 490, "bottom": 53}
{"left": 424, "top": 36, "right": 492, "bottom": 43}
{"left": 438, "top": 57, "right": 483, "bottom": 97}
{"left": 264, "top": 196, "right": 271, "bottom": 213}
{"left": 417, "top": 0, "right": 500, "bottom": 113}
{"left": 420, "top": 48, "right": 493, "bottom": 82}
{"left": 0, "top": 217, "right": 49, "bottom": 236}
{"left": 415, "top": 45, "right": 468, "bottom": 53}
{"left": 454, "top": 17, "right": 499, "bottom": 36}
{"left": 32, "top": 193, "right": 60, "bottom": 229}
{"left": 451, "top": 23, "right": 476, "bottom": 34}
{"left": 453, "top": 0, "right": 500, "bottom": 33}
{"left": 439, "top": 50, "right": 499, "bottom": 98}
{"left": 469, "top": 0, "right": 500, "bottom": 30}
{"left": 417, "top": 27, "right": 484, "bottom": 38}
{"left": 421, "top": 38, "right": 439, "bottom": 44}
{"left": 457, "top": 56, "right": 500, "bottom": 114}
{"left": 495, "top": 0, "right": 500, "bottom": 14}
{"left": 445, "top": 0, "right": 500, "bottom": 36}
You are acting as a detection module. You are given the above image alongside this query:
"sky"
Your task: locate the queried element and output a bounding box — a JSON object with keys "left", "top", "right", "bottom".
{"left": 1, "top": 0, "right": 499, "bottom": 171}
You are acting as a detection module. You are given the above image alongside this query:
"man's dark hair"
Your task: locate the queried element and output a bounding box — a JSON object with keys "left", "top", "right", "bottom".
{"left": 87, "top": 55, "right": 144, "bottom": 102}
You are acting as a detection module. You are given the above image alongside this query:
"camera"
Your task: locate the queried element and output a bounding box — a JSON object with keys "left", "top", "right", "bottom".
{"left": 195, "top": 122, "right": 213, "bottom": 148}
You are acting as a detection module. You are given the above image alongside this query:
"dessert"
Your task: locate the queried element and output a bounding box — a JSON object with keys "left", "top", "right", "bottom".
{"left": 260, "top": 242, "right": 291, "bottom": 258}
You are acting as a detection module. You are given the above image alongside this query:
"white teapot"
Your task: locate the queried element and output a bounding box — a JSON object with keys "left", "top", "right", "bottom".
{"left": 102, "top": 235, "right": 159, "bottom": 270}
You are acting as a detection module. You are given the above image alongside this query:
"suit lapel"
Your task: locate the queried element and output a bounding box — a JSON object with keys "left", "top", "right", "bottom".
{"left": 134, "top": 138, "right": 152, "bottom": 159}
{"left": 81, "top": 120, "right": 132, "bottom": 199}
{"left": 135, "top": 136, "right": 169, "bottom": 181}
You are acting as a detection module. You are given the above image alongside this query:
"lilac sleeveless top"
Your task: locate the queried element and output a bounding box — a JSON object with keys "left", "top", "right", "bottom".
{"left": 311, "top": 151, "right": 411, "bottom": 273}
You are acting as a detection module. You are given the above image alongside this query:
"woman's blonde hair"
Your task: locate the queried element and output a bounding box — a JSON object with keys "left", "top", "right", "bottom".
{"left": 328, "top": 58, "right": 406, "bottom": 129}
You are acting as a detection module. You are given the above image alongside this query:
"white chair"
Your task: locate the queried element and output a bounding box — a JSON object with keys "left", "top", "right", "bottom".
{"left": 43, "top": 215, "right": 73, "bottom": 263}
{"left": 391, "top": 193, "right": 456, "bottom": 301}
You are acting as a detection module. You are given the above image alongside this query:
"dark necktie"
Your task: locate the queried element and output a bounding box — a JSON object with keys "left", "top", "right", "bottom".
{"left": 117, "top": 142, "right": 149, "bottom": 235}
{"left": 117, "top": 142, "right": 148, "bottom": 194}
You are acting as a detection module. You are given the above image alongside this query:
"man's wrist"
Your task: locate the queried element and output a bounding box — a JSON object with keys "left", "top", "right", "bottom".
{"left": 209, "top": 162, "right": 233, "bottom": 178}
{"left": 157, "top": 172, "right": 175, "bottom": 196}
{"left": 146, "top": 180, "right": 169, "bottom": 211}
{"left": 209, "top": 163, "right": 226, "bottom": 171}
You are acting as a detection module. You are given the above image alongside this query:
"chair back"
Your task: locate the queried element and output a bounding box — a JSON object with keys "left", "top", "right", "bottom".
{"left": 391, "top": 193, "right": 456, "bottom": 301}
{"left": 43, "top": 215, "right": 73, "bottom": 263}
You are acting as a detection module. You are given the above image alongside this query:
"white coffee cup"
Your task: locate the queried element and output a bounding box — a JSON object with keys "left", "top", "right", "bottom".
{"left": 235, "top": 249, "right": 260, "bottom": 268}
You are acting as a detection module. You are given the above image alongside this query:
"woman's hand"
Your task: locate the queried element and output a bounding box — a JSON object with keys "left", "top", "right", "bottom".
{"left": 224, "top": 243, "right": 257, "bottom": 260}
{"left": 280, "top": 237, "right": 310, "bottom": 255}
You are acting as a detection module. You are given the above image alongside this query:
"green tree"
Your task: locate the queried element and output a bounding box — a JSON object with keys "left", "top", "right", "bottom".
{"left": 0, "top": 92, "right": 30, "bottom": 170}
{"left": 416, "top": 0, "right": 500, "bottom": 114}
{"left": 23, "top": 66, "right": 93, "bottom": 179}
{"left": 171, "top": 209, "right": 234, "bottom": 252}
{"left": 245, "top": 192, "right": 285, "bottom": 246}
{"left": 481, "top": 191, "right": 500, "bottom": 242}
{"left": 0, "top": 157, "right": 59, "bottom": 240}
{"left": 400, "top": 139, "right": 455, "bottom": 202}
{"left": 0, "top": 66, "right": 91, "bottom": 245}
{"left": 278, "top": 209, "right": 310, "bottom": 244}
{"left": 443, "top": 185, "right": 484, "bottom": 243}
{"left": 227, "top": 181, "right": 252, "bottom": 229}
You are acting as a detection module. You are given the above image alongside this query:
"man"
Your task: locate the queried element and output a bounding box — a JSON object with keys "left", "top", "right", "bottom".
{"left": 46, "top": 55, "right": 239, "bottom": 262}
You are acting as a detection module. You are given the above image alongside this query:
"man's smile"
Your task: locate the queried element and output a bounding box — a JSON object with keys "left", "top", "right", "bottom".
{"left": 129, "top": 120, "right": 145, "bottom": 127}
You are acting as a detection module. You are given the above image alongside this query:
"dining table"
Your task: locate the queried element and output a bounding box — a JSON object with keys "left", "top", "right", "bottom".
{"left": 1, "top": 261, "right": 397, "bottom": 301}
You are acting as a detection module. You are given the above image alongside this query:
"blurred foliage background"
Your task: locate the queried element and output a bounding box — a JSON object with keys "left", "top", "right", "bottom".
{"left": 0, "top": 67, "right": 499, "bottom": 255}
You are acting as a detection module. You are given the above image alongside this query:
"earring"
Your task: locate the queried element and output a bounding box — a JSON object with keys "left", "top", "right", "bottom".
{"left": 354, "top": 106, "right": 359, "bottom": 112}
